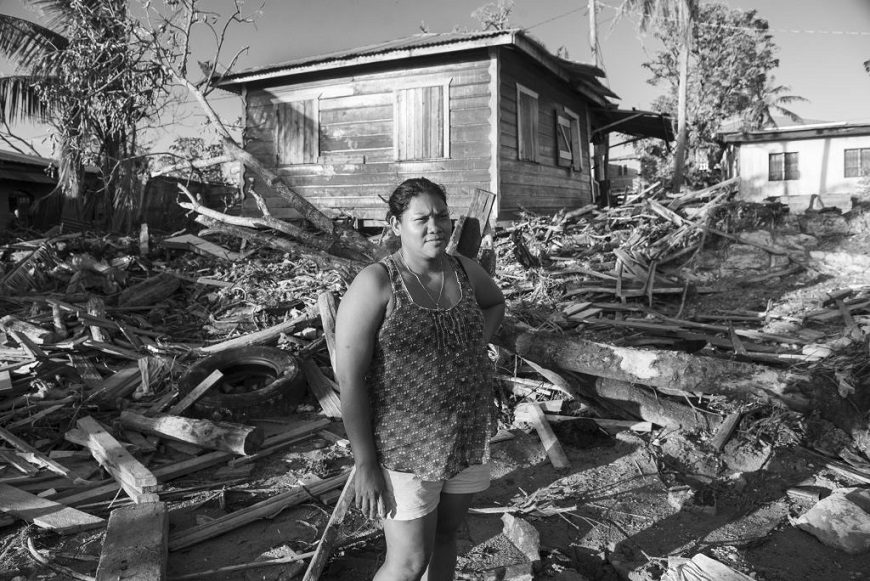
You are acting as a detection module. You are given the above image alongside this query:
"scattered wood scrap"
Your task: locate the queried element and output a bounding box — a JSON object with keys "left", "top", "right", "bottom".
{"left": 0, "top": 483, "right": 104, "bottom": 534}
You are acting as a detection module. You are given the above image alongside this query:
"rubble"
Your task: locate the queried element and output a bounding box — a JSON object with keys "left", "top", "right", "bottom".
{"left": 1, "top": 179, "right": 870, "bottom": 580}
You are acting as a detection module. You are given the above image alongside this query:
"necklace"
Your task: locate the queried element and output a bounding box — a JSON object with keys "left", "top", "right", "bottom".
{"left": 399, "top": 252, "right": 446, "bottom": 308}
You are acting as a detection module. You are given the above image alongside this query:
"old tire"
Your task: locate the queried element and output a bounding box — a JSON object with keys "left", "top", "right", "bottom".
{"left": 180, "top": 346, "right": 305, "bottom": 418}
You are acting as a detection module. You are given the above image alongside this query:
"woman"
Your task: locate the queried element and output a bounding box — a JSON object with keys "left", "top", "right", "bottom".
{"left": 335, "top": 177, "right": 505, "bottom": 581}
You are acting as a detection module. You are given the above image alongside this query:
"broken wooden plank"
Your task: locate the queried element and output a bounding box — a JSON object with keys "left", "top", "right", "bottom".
{"left": 0, "top": 482, "right": 104, "bottom": 534}
{"left": 711, "top": 411, "right": 743, "bottom": 451}
{"left": 168, "top": 369, "right": 222, "bottom": 416}
{"left": 301, "top": 467, "right": 356, "bottom": 581}
{"left": 515, "top": 403, "right": 570, "bottom": 470}
{"left": 200, "top": 309, "right": 317, "bottom": 354}
{"left": 120, "top": 411, "right": 264, "bottom": 456}
{"left": 118, "top": 272, "right": 181, "bottom": 307}
{"left": 301, "top": 359, "right": 342, "bottom": 419}
{"left": 169, "top": 470, "right": 351, "bottom": 551}
{"left": 0, "top": 369, "right": 13, "bottom": 396}
{"left": 95, "top": 501, "right": 168, "bottom": 581}
{"left": 0, "top": 450, "right": 39, "bottom": 475}
{"left": 77, "top": 416, "right": 159, "bottom": 504}
{"left": 0, "top": 426, "right": 86, "bottom": 484}
{"left": 446, "top": 188, "right": 496, "bottom": 258}
{"left": 162, "top": 233, "right": 242, "bottom": 261}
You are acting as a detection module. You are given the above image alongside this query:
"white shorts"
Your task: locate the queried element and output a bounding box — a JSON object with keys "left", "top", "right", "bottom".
{"left": 382, "top": 464, "right": 491, "bottom": 521}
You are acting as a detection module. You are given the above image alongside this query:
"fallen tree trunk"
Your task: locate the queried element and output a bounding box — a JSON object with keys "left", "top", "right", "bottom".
{"left": 493, "top": 320, "right": 810, "bottom": 408}
{"left": 120, "top": 411, "right": 264, "bottom": 456}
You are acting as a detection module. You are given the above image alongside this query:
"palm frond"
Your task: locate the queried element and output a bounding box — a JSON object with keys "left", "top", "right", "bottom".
{"left": 0, "top": 14, "right": 68, "bottom": 68}
{"left": 0, "top": 75, "right": 53, "bottom": 124}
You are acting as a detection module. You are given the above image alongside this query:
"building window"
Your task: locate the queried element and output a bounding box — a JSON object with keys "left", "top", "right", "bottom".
{"left": 555, "top": 109, "right": 582, "bottom": 170}
{"left": 276, "top": 99, "right": 319, "bottom": 165}
{"left": 845, "top": 148, "right": 870, "bottom": 178}
{"left": 517, "top": 84, "right": 538, "bottom": 162}
{"left": 395, "top": 84, "right": 448, "bottom": 160}
{"left": 768, "top": 152, "right": 799, "bottom": 181}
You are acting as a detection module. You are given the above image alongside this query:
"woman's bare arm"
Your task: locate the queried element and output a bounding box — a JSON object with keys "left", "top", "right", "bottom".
{"left": 334, "top": 263, "right": 391, "bottom": 518}
{"left": 457, "top": 255, "right": 505, "bottom": 343}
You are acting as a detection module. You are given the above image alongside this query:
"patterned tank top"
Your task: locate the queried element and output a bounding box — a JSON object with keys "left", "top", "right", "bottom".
{"left": 366, "top": 254, "right": 496, "bottom": 481}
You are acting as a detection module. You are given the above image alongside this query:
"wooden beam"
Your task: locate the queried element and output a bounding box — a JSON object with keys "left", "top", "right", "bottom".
{"left": 301, "top": 468, "right": 356, "bottom": 581}
{"left": 169, "top": 470, "right": 351, "bottom": 551}
{"left": 0, "top": 482, "right": 103, "bottom": 534}
{"left": 96, "top": 502, "right": 168, "bottom": 581}
{"left": 168, "top": 369, "right": 222, "bottom": 416}
{"left": 77, "top": 416, "right": 159, "bottom": 504}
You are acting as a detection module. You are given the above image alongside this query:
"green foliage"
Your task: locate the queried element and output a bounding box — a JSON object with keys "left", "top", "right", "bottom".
{"left": 472, "top": 0, "right": 514, "bottom": 31}
{"left": 155, "top": 136, "right": 228, "bottom": 184}
{"left": 635, "top": 2, "right": 804, "bottom": 187}
{"left": 0, "top": 0, "right": 170, "bottom": 229}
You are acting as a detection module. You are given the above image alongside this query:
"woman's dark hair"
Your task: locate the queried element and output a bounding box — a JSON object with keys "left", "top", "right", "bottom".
{"left": 386, "top": 178, "right": 447, "bottom": 220}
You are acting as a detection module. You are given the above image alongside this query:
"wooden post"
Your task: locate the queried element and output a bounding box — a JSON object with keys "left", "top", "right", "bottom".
{"left": 120, "top": 411, "right": 264, "bottom": 455}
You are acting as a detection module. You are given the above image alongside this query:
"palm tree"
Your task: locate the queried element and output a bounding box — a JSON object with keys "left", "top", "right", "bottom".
{"left": 619, "top": 0, "right": 698, "bottom": 192}
{"left": 0, "top": 1, "right": 164, "bottom": 229}
{"left": 742, "top": 77, "right": 807, "bottom": 130}
{"left": 0, "top": 2, "right": 80, "bottom": 192}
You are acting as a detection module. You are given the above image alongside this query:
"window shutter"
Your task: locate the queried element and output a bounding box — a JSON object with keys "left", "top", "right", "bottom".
{"left": 397, "top": 85, "right": 444, "bottom": 160}
{"left": 276, "top": 99, "right": 318, "bottom": 165}
{"left": 571, "top": 116, "right": 582, "bottom": 171}
{"left": 556, "top": 113, "right": 572, "bottom": 167}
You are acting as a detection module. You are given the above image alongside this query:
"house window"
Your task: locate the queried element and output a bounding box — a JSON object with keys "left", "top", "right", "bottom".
{"left": 845, "top": 148, "right": 870, "bottom": 178}
{"left": 276, "top": 99, "right": 318, "bottom": 165}
{"left": 768, "top": 152, "right": 799, "bottom": 181}
{"left": 555, "top": 109, "right": 582, "bottom": 170}
{"left": 517, "top": 84, "right": 538, "bottom": 162}
{"left": 395, "top": 84, "right": 448, "bottom": 160}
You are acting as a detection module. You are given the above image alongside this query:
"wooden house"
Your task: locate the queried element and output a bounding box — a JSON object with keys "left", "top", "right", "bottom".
{"left": 217, "top": 29, "right": 668, "bottom": 224}
{"left": 719, "top": 121, "right": 870, "bottom": 212}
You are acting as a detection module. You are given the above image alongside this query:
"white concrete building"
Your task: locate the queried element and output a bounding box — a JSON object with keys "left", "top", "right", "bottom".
{"left": 719, "top": 121, "right": 870, "bottom": 212}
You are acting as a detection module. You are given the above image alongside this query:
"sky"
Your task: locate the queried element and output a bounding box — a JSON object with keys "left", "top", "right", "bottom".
{"left": 1, "top": 0, "right": 869, "bottom": 155}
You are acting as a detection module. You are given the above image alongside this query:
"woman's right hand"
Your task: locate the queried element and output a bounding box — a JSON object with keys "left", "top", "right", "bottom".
{"left": 353, "top": 463, "right": 393, "bottom": 520}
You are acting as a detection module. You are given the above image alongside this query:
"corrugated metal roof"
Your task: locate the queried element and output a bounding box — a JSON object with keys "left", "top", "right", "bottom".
{"left": 219, "top": 29, "right": 518, "bottom": 84}
{"left": 216, "top": 29, "right": 616, "bottom": 104}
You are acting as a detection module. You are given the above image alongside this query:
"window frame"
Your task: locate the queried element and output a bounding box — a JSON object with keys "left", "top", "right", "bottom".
{"left": 516, "top": 83, "right": 539, "bottom": 162}
{"left": 845, "top": 147, "right": 870, "bottom": 178}
{"left": 768, "top": 152, "right": 799, "bottom": 181}
{"left": 393, "top": 78, "right": 452, "bottom": 161}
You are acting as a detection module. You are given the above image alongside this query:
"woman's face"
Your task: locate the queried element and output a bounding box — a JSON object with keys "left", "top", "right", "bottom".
{"left": 392, "top": 192, "right": 452, "bottom": 260}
